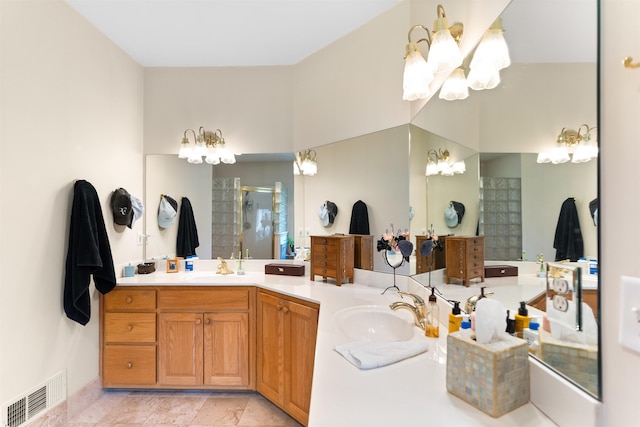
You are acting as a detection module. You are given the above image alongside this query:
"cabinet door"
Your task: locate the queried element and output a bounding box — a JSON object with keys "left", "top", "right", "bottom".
{"left": 284, "top": 299, "right": 319, "bottom": 425}
{"left": 256, "top": 292, "right": 285, "bottom": 405}
{"left": 158, "top": 312, "right": 203, "bottom": 386}
{"left": 203, "top": 312, "right": 249, "bottom": 387}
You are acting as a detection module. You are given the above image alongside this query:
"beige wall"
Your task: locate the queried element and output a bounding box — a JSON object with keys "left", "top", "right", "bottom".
{"left": 601, "top": 0, "right": 640, "bottom": 425}
{"left": 143, "top": 66, "right": 294, "bottom": 156}
{"left": 1, "top": 0, "right": 143, "bottom": 401}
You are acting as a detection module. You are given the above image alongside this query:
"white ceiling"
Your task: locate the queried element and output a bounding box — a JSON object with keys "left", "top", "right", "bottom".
{"left": 65, "top": 0, "right": 596, "bottom": 67}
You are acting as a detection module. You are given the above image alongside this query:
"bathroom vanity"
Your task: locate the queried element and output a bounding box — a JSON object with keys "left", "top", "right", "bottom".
{"left": 106, "top": 261, "right": 556, "bottom": 427}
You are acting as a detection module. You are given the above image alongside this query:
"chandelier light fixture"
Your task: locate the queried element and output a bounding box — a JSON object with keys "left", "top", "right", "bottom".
{"left": 426, "top": 148, "right": 466, "bottom": 176}
{"left": 537, "top": 124, "right": 598, "bottom": 164}
{"left": 293, "top": 150, "right": 318, "bottom": 176}
{"left": 178, "top": 127, "right": 236, "bottom": 165}
{"left": 402, "top": 4, "right": 464, "bottom": 101}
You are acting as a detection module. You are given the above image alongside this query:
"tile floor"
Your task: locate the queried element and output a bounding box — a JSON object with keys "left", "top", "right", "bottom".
{"left": 28, "top": 391, "right": 303, "bottom": 427}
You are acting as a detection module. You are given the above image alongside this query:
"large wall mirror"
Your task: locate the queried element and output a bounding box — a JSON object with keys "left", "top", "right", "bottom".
{"left": 408, "top": 0, "right": 599, "bottom": 399}
{"left": 143, "top": 0, "right": 599, "bottom": 400}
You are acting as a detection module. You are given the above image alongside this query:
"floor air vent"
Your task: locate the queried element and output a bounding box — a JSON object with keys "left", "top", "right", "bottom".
{"left": 3, "top": 371, "right": 66, "bottom": 427}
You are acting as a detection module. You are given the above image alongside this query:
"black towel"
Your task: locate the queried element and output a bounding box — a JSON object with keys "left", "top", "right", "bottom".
{"left": 64, "top": 180, "right": 116, "bottom": 325}
{"left": 349, "top": 200, "right": 370, "bottom": 235}
{"left": 553, "top": 197, "right": 584, "bottom": 262}
{"left": 176, "top": 197, "right": 199, "bottom": 257}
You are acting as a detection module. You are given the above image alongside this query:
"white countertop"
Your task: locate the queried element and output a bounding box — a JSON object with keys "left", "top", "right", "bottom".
{"left": 117, "top": 260, "right": 556, "bottom": 427}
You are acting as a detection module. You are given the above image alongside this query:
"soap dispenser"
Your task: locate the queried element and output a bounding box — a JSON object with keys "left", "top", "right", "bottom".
{"left": 523, "top": 317, "right": 540, "bottom": 353}
{"left": 514, "top": 301, "right": 531, "bottom": 338}
{"left": 448, "top": 301, "right": 463, "bottom": 333}
{"left": 425, "top": 287, "right": 439, "bottom": 338}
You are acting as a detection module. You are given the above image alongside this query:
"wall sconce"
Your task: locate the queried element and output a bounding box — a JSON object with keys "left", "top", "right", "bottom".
{"left": 537, "top": 124, "right": 598, "bottom": 164}
{"left": 426, "top": 148, "right": 466, "bottom": 176}
{"left": 402, "top": 4, "right": 463, "bottom": 101}
{"left": 293, "top": 150, "right": 317, "bottom": 176}
{"left": 467, "top": 17, "right": 510, "bottom": 91}
{"left": 178, "top": 127, "right": 236, "bottom": 165}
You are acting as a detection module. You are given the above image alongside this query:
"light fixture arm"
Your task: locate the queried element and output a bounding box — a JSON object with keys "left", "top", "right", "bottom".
{"left": 182, "top": 128, "right": 197, "bottom": 143}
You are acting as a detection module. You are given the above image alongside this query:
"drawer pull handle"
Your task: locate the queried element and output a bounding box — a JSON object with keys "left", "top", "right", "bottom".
{"left": 282, "top": 306, "right": 289, "bottom": 314}
{"left": 126, "top": 297, "right": 133, "bottom": 304}
{"left": 127, "top": 325, "right": 133, "bottom": 332}
{"left": 205, "top": 318, "right": 211, "bottom": 325}
{"left": 195, "top": 318, "right": 202, "bottom": 325}
{"left": 127, "top": 362, "right": 133, "bottom": 369}
{"left": 277, "top": 305, "right": 283, "bottom": 311}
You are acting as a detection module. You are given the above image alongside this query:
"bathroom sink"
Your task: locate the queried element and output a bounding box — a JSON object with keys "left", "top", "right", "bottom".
{"left": 332, "top": 305, "right": 415, "bottom": 342}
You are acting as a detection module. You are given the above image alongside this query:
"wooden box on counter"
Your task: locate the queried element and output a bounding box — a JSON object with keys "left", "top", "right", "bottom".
{"left": 310, "top": 235, "right": 355, "bottom": 286}
{"left": 484, "top": 265, "right": 518, "bottom": 278}
{"left": 265, "top": 263, "right": 305, "bottom": 276}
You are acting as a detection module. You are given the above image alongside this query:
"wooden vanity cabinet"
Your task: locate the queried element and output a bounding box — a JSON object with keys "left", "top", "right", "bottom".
{"left": 310, "top": 235, "right": 355, "bottom": 285}
{"left": 100, "top": 286, "right": 255, "bottom": 390}
{"left": 100, "top": 288, "right": 157, "bottom": 387}
{"left": 256, "top": 290, "right": 319, "bottom": 426}
{"left": 445, "top": 236, "right": 485, "bottom": 287}
{"left": 157, "top": 287, "right": 254, "bottom": 388}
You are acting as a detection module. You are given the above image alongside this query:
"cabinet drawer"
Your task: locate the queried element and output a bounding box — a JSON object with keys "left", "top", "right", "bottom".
{"left": 158, "top": 288, "right": 249, "bottom": 311}
{"left": 314, "top": 266, "right": 337, "bottom": 277}
{"left": 103, "top": 345, "right": 156, "bottom": 385}
{"left": 312, "top": 251, "right": 337, "bottom": 262}
{"left": 469, "top": 267, "right": 484, "bottom": 279}
{"left": 312, "top": 237, "right": 339, "bottom": 247}
{"left": 104, "top": 289, "right": 156, "bottom": 310}
{"left": 104, "top": 313, "right": 156, "bottom": 343}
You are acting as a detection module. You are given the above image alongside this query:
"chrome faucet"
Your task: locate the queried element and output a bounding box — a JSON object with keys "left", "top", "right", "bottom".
{"left": 389, "top": 291, "right": 426, "bottom": 329}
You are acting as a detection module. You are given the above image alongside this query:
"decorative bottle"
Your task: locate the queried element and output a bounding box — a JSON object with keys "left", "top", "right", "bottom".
{"left": 514, "top": 301, "right": 531, "bottom": 338}
{"left": 448, "top": 300, "right": 463, "bottom": 333}
{"left": 425, "top": 287, "right": 439, "bottom": 338}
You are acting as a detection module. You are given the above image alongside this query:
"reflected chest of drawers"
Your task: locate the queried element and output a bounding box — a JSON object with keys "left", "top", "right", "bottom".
{"left": 352, "top": 235, "right": 374, "bottom": 271}
{"left": 445, "top": 236, "right": 485, "bottom": 287}
{"left": 310, "top": 235, "right": 355, "bottom": 286}
{"left": 415, "top": 235, "right": 447, "bottom": 273}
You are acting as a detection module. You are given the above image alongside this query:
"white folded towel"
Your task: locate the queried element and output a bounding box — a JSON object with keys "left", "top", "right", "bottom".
{"left": 335, "top": 338, "right": 430, "bottom": 370}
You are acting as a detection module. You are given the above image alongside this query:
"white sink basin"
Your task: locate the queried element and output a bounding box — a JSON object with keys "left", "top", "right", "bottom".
{"left": 332, "top": 305, "right": 415, "bottom": 342}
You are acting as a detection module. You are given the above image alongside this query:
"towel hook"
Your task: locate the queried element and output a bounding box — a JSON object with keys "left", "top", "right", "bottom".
{"left": 623, "top": 56, "right": 640, "bottom": 69}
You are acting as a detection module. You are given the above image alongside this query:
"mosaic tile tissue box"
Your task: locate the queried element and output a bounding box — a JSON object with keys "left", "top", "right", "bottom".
{"left": 446, "top": 332, "right": 530, "bottom": 417}
{"left": 538, "top": 329, "right": 598, "bottom": 396}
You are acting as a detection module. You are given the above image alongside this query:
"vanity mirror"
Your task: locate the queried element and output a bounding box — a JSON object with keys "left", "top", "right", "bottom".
{"left": 408, "top": 0, "right": 599, "bottom": 399}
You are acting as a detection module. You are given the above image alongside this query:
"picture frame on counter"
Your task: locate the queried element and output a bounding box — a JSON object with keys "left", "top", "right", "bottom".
{"left": 166, "top": 259, "right": 178, "bottom": 273}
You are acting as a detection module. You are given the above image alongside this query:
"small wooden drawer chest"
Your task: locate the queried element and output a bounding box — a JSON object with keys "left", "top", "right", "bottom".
{"left": 415, "top": 235, "right": 447, "bottom": 273}
{"left": 445, "top": 236, "right": 485, "bottom": 287}
{"left": 310, "top": 235, "right": 355, "bottom": 285}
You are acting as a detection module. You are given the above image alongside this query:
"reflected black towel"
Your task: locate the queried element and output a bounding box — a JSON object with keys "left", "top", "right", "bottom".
{"left": 553, "top": 197, "right": 584, "bottom": 262}
{"left": 349, "top": 200, "right": 370, "bottom": 235}
{"left": 64, "top": 180, "right": 116, "bottom": 325}
{"left": 177, "top": 197, "right": 199, "bottom": 258}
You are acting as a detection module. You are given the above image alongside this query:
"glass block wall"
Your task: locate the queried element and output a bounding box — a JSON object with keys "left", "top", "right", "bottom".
{"left": 479, "top": 177, "right": 522, "bottom": 260}
{"left": 211, "top": 177, "right": 241, "bottom": 259}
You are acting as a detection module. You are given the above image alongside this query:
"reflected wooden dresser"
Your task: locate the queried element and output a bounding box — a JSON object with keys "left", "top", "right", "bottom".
{"left": 352, "top": 235, "right": 373, "bottom": 271}
{"left": 415, "top": 235, "right": 447, "bottom": 274}
{"left": 310, "top": 235, "right": 355, "bottom": 285}
{"left": 445, "top": 236, "right": 485, "bottom": 287}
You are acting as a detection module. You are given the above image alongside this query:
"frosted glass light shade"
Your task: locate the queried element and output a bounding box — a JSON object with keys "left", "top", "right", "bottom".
{"left": 439, "top": 68, "right": 469, "bottom": 100}
{"left": 178, "top": 143, "right": 192, "bottom": 159}
{"left": 474, "top": 28, "right": 511, "bottom": 71}
{"left": 427, "top": 30, "right": 463, "bottom": 75}
{"left": 403, "top": 48, "right": 434, "bottom": 101}
{"left": 467, "top": 62, "right": 500, "bottom": 91}
{"left": 426, "top": 162, "right": 438, "bottom": 176}
{"left": 550, "top": 146, "right": 570, "bottom": 164}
